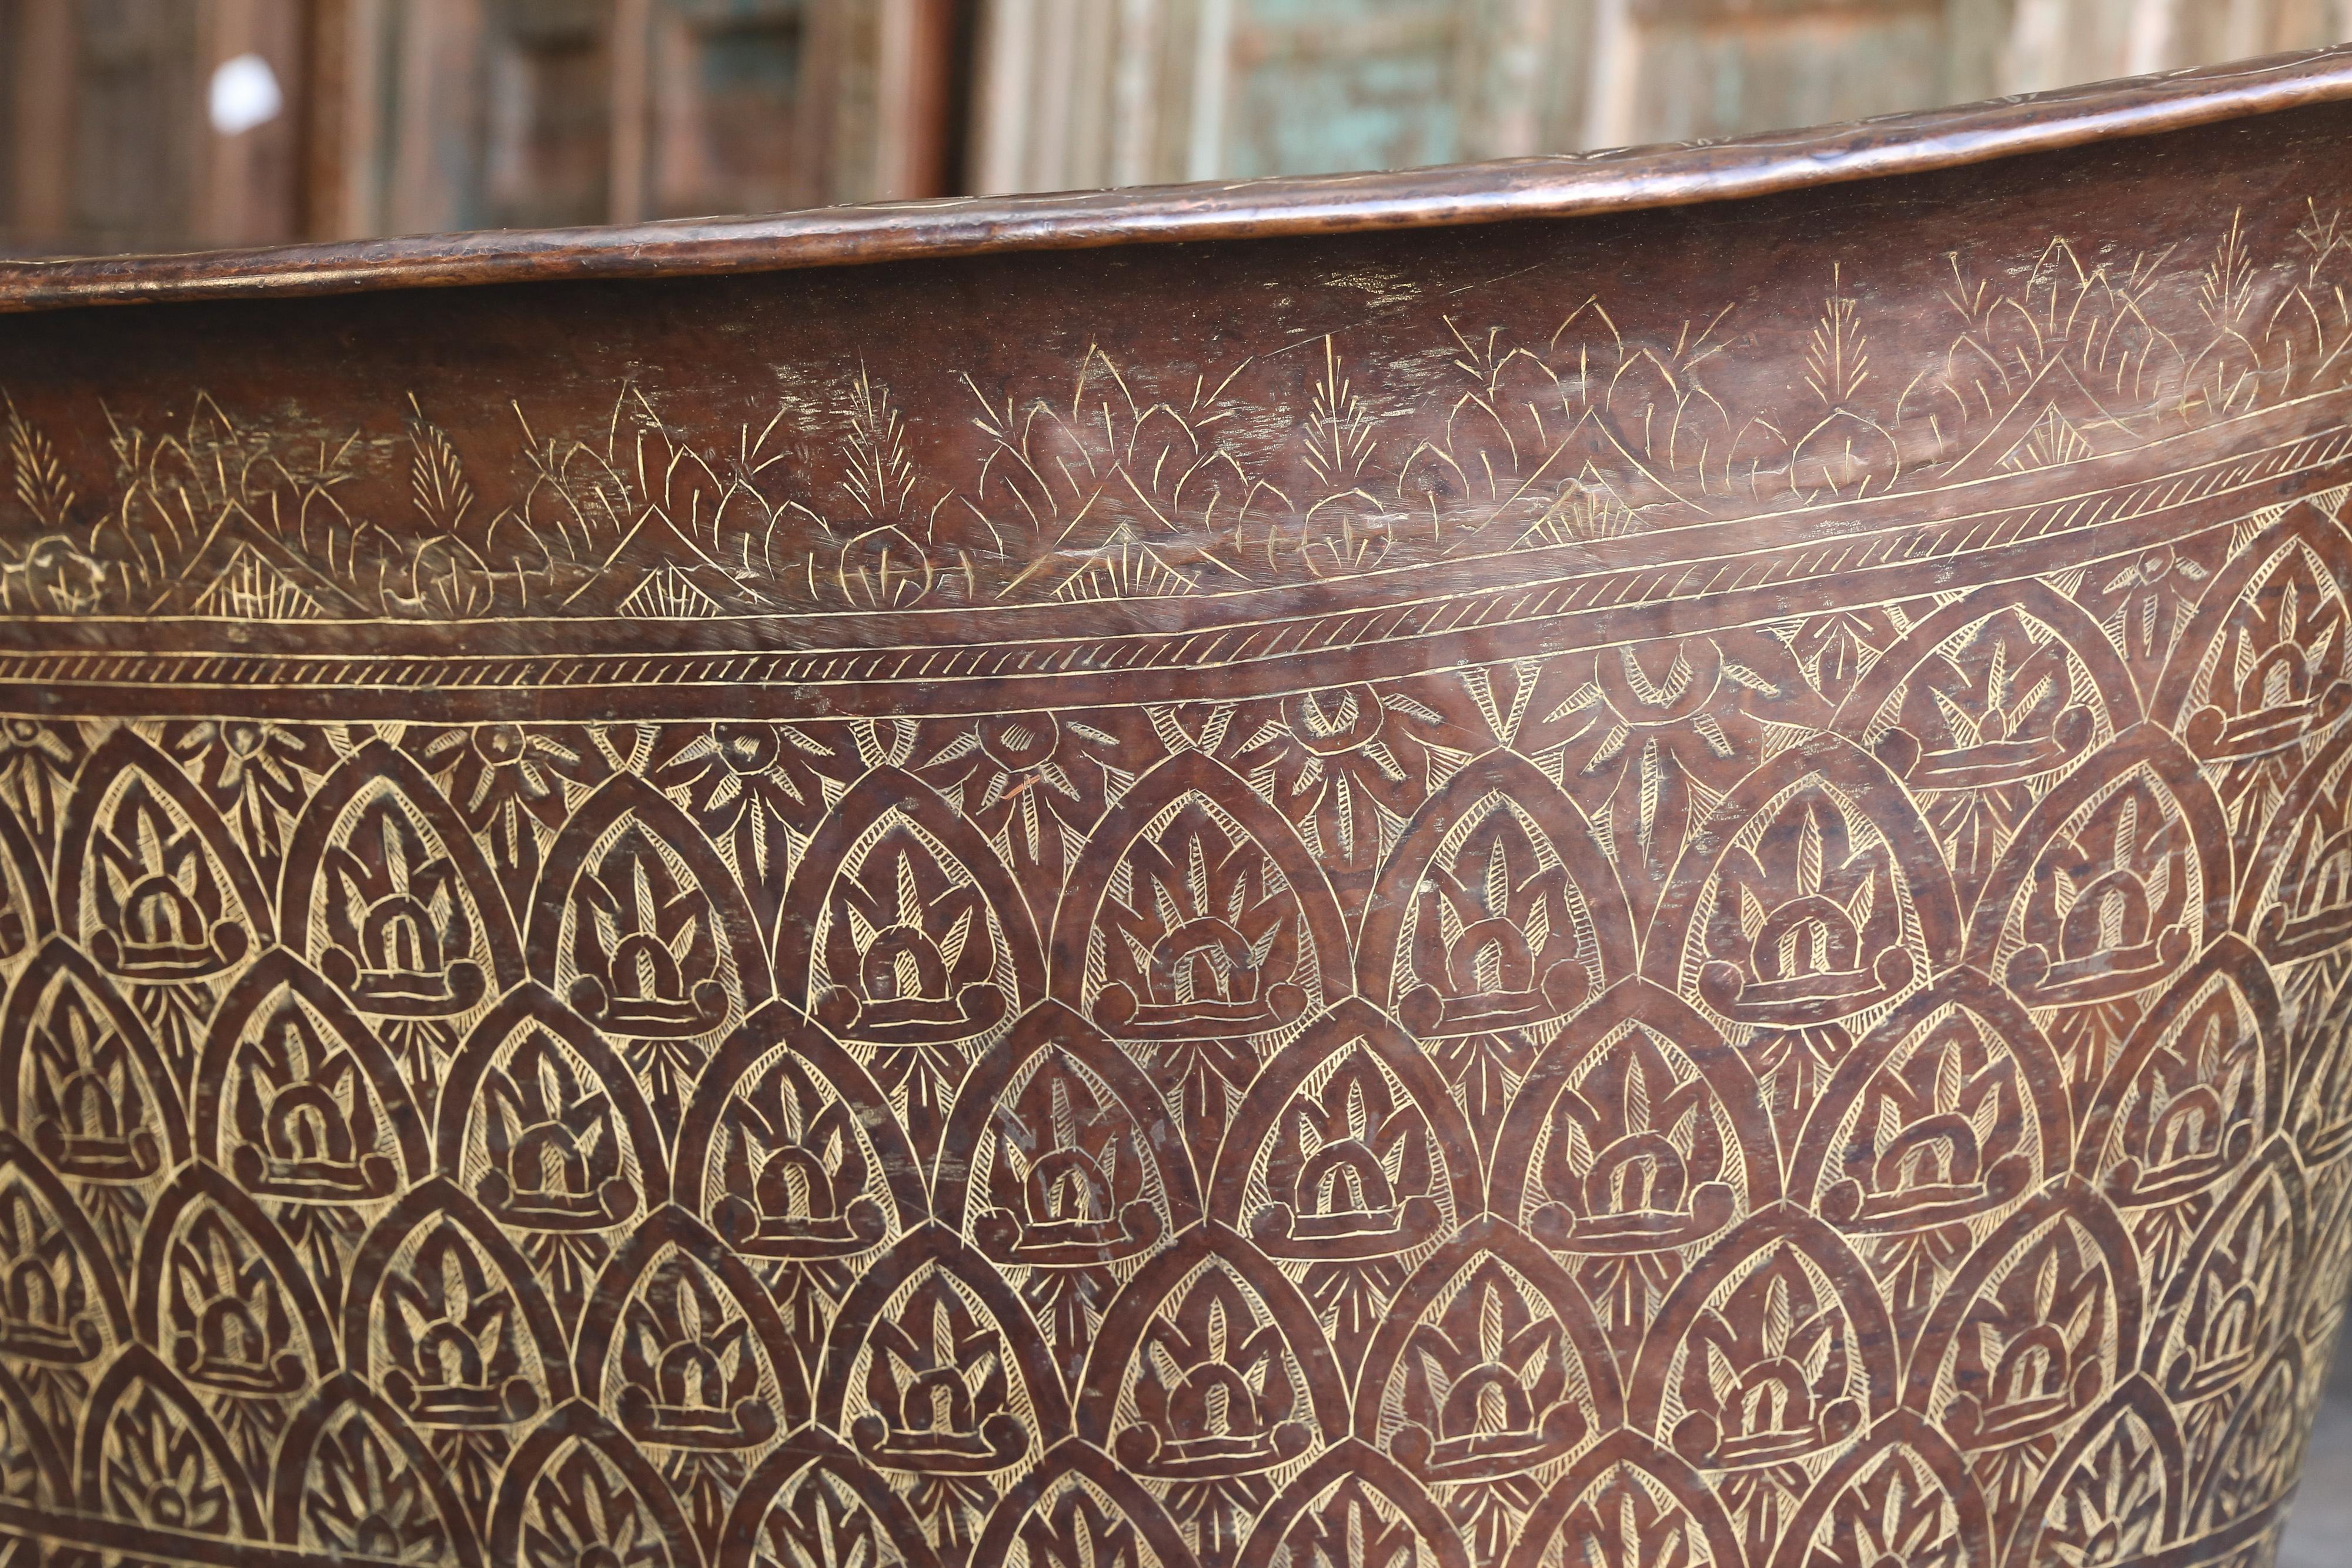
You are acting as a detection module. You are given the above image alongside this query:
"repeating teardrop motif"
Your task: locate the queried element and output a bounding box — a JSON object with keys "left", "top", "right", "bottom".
{"left": 11, "top": 200, "right": 2352, "bottom": 1568}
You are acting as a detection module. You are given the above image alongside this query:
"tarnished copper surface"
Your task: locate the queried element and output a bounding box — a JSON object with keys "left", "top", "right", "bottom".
{"left": 2, "top": 46, "right": 2352, "bottom": 1568}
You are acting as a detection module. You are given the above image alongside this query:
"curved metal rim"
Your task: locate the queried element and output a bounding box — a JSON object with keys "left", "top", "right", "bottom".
{"left": 5, "top": 42, "right": 2352, "bottom": 314}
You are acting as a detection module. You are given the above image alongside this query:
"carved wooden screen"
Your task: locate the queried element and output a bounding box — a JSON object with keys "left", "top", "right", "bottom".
{"left": 3, "top": 55, "right": 2352, "bottom": 1568}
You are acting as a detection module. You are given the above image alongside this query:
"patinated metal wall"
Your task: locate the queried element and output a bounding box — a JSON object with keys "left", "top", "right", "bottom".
{"left": 0, "top": 49, "right": 2350, "bottom": 1568}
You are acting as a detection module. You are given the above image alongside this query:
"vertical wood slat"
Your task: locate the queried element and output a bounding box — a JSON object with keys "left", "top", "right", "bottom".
{"left": 4, "top": 0, "right": 78, "bottom": 245}
{"left": 607, "top": 0, "right": 652, "bottom": 222}
{"left": 192, "top": 0, "right": 309, "bottom": 247}
{"left": 794, "top": 0, "right": 848, "bottom": 206}
{"left": 970, "top": 0, "right": 1030, "bottom": 193}
{"left": 0, "top": 0, "right": 11, "bottom": 234}
{"left": 873, "top": 0, "right": 963, "bottom": 199}
{"left": 1026, "top": 0, "right": 1077, "bottom": 189}
{"left": 302, "top": 0, "right": 353, "bottom": 238}
{"left": 1186, "top": 0, "right": 1233, "bottom": 181}
{"left": 1582, "top": 0, "right": 1638, "bottom": 148}
{"left": 1108, "top": 0, "right": 1163, "bottom": 187}
{"left": 382, "top": 0, "right": 483, "bottom": 236}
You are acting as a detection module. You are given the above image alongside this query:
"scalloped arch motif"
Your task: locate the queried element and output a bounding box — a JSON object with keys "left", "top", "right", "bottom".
{"left": 6, "top": 138, "right": 2352, "bottom": 1568}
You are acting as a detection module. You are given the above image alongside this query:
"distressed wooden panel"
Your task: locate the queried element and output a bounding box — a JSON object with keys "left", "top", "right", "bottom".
{"left": 1997, "top": 0, "right": 2352, "bottom": 93}
{"left": 968, "top": 0, "right": 2352, "bottom": 190}
{"left": 1608, "top": 0, "right": 2352, "bottom": 141}
{"left": 1591, "top": 0, "right": 1946, "bottom": 146}
{"left": 971, "top": 0, "right": 1588, "bottom": 191}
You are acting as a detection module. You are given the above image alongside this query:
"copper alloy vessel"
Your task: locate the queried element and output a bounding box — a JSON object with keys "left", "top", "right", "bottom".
{"left": 4, "top": 47, "right": 2352, "bottom": 1568}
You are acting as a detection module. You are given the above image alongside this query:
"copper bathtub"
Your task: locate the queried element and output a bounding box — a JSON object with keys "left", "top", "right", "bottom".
{"left": 4, "top": 46, "right": 2352, "bottom": 1568}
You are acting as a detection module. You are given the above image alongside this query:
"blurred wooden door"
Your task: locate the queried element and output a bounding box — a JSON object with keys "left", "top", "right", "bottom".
{"left": 3, "top": 0, "right": 309, "bottom": 253}
{"left": 321, "top": 0, "right": 961, "bottom": 236}
{"left": 967, "top": 0, "right": 2352, "bottom": 192}
{"left": 1, "top": 0, "right": 961, "bottom": 253}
